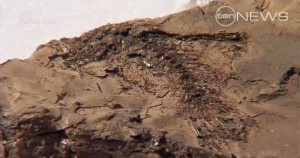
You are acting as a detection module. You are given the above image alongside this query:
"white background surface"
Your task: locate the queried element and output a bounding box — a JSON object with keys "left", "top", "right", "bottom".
{"left": 0, "top": 0, "right": 209, "bottom": 63}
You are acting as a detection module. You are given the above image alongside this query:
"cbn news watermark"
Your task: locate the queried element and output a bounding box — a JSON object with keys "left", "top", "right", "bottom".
{"left": 215, "top": 6, "right": 289, "bottom": 27}
{"left": 19, "top": 11, "right": 57, "bottom": 32}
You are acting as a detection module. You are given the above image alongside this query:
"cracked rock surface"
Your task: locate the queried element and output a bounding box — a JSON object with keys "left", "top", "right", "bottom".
{"left": 1, "top": 0, "right": 300, "bottom": 157}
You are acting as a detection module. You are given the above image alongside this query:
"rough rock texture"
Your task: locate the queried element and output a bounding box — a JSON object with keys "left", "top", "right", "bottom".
{"left": 0, "top": 0, "right": 300, "bottom": 157}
